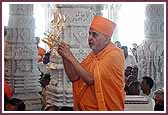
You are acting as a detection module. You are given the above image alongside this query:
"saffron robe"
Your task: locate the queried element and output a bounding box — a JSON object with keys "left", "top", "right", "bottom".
{"left": 38, "top": 47, "right": 46, "bottom": 62}
{"left": 73, "top": 43, "right": 125, "bottom": 111}
{"left": 4, "top": 80, "right": 12, "bottom": 99}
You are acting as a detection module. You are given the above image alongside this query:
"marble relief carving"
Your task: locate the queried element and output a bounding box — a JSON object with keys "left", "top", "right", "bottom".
{"left": 5, "top": 4, "right": 42, "bottom": 110}
{"left": 63, "top": 26, "right": 89, "bottom": 48}
{"left": 7, "top": 28, "right": 35, "bottom": 43}
{"left": 137, "top": 4, "right": 164, "bottom": 90}
{"left": 15, "top": 44, "right": 37, "bottom": 59}
{"left": 63, "top": 8, "right": 93, "bottom": 26}
{"left": 8, "top": 16, "right": 35, "bottom": 28}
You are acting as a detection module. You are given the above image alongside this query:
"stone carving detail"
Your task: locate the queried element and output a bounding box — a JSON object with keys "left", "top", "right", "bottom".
{"left": 15, "top": 44, "right": 38, "bottom": 59}
{"left": 64, "top": 26, "right": 89, "bottom": 48}
{"left": 5, "top": 4, "right": 42, "bottom": 110}
{"left": 9, "top": 4, "right": 33, "bottom": 15}
{"left": 137, "top": 4, "right": 164, "bottom": 90}
{"left": 8, "top": 16, "right": 35, "bottom": 28}
{"left": 144, "top": 20, "right": 164, "bottom": 38}
{"left": 45, "top": 4, "right": 103, "bottom": 108}
{"left": 8, "top": 28, "right": 35, "bottom": 42}
{"left": 144, "top": 4, "right": 164, "bottom": 38}
{"left": 63, "top": 8, "right": 93, "bottom": 26}
{"left": 145, "top": 4, "right": 164, "bottom": 18}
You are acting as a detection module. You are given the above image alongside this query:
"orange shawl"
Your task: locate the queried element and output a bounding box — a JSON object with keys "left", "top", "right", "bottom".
{"left": 4, "top": 80, "right": 12, "bottom": 99}
{"left": 38, "top": 47, "right": 46, "bottom": 62}
{"left": 73, "top": 43, "right": 125, "bottom": 111}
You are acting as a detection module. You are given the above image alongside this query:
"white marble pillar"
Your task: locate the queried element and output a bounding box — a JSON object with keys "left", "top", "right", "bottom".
{"left": 137, "top": 4, "right": 164, "bottom": 90}
{"left": 45, "top": 4, "right": 104, "bottom": 108}
{"left": 108, "top": 4, "right": 121, "bottom": 42}
{"left": 5, "top": 4, "right": 42, "bottom": 110}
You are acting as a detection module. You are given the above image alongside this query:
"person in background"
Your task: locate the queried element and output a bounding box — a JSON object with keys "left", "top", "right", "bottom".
{"left": 114, "top": 41, "right": 121, "bottom": 48}
{"left": 140, "top": 76, "right": 154, "bottom": 97}
{"left": 43, "top": 51, "right": 51, "bottom": 65}
{"left": 127, "top": 80, "right": 141, "bottom": 95}
{"left": 45, "top": 105, "right": 60, "bottom": 111}
{"left": 39, "top": 73, "right": 51, "bottom": 110}
{"left": 124, "top": 66, "right": 133, "bottom": 78}
{"left": 4, "top": 80, "right": 13, "bottom": 110}
{"left": 5, "top": 98, "right": 26, "bottom": 111}
{"left": 130, "top": 43, "right": 138, "bottom": 63}
{"left": 153, "top": 88, "right": 164, "bottom": 111}
{"left": 57, "top": 16, "right": 125, "bottom": 111}
{"left": 140, "top": 76, "right": 155, "bottom": 110}
{"left": 4, "top": 26, "right": 12, "bottom": 110}
{"left": 4, "top": 80, "right": 12, "bottom": 99}
{"left": 124, "top": 74, "right": 137, "bottom": 94}
{"left": 126, "top": 75, "right": 137, "bottom": 87}
{"left": 121, "top": 46, "right": 137, "bottom": 69}
{"left": 131, "top": 65, "right": 138, "bottom": 77}
{"left": 36, "top": 37, "right": 46, "bottom": 62}
{"left": 60, "top": 106, "right": 73, "bottom": 111}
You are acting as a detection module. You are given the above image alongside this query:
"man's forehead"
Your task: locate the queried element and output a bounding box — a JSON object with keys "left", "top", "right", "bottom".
{"left": 89, "top": 28, "right": 97, "bottom": 32}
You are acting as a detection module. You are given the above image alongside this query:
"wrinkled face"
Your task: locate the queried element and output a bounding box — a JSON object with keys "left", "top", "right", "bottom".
{"left": 88, "top": 28, "right": 110, "bottom": 53}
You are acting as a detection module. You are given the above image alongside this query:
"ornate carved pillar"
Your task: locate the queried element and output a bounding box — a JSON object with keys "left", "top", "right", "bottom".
{"left": 137, "top": 4, "right": 164, "bottom": 90}
{"left": 5, "top": 4, "right": 42, "bottom": 110}
{"left": 45, "top": 4, "right": 104, "bottom": 108}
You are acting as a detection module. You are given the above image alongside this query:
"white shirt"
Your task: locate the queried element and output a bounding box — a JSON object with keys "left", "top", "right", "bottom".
{"left": 140, "top": 91, "right": 155, "bottom": 111}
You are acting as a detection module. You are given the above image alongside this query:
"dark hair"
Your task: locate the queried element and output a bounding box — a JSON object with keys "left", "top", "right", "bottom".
{"left": 126, "top": 80, "right": 140, "bottom": 95}
{"left": 45, "top": 105, "right": 60, "bottom": 111}
{"left": 60, "top": 106, "right": 73, "bottom": 111}
{"left": 129, "top": 80, "right": 140, "bottom": 87}
{"left": 39, "top": 73, "right": 51, "bottom": 88}
{"left": 121, "top": 46, "right": 128, "bottom": 57}
{"left": 142, "top": 76, "right": 154, "bottom": 89}
{"left": 115, "top": 41, "right": 120, "bottom": 43}
{"left": 125, "top": 66, "right": 133, "bottom": 77}
{"left": 43, "top": 52, "right": 50, "bottom": 64}
{"left": 126, "top": 66, "right": 133, "bottom": 70}
{"left": 132, "top": 66, "right": 138, "bottom": 77}
{"left": 8, "top": 98, "right": 26, "bottom": 111}
{"left": 128, "top": 80, "right": 140, "bottom": 95}
{"left": 132, "top": 48, "right": 137, "bottom": 51}
{"left": 43, "top": 74, "right": 51, "bottom": 81}
{"left": 121, "top": 46, "right": 128, "bottom": 50}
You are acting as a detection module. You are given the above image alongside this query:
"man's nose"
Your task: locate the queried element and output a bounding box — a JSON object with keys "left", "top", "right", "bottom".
{"left": 88, "top": 35, "right": 93, "bottom": 41}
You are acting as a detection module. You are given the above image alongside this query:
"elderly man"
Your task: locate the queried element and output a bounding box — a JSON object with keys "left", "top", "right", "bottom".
{"left": 58, "top": 16, "right": 125, "bottom": 111}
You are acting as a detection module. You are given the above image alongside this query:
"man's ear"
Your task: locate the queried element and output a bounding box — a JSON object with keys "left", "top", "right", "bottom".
{"left": 104, "top": 37, "right": 111, "bottom": 44}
